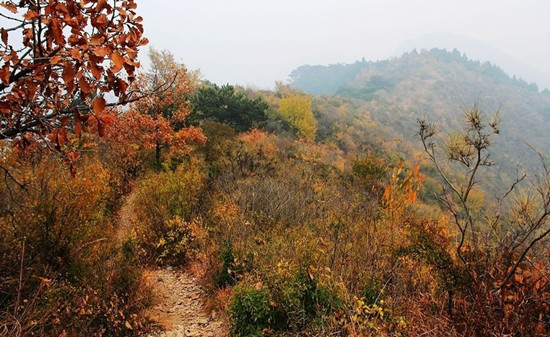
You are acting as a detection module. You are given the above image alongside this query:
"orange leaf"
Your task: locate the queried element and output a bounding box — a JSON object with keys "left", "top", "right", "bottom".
{"left": 125, "top": 47, "right": 137, "bottom": 59}
{"left": 99, "top": 113, "right": 116, "bottom": 125}
{"left": 94, "top": 14, "right": 108, "bottom": 26}
{"left": 124, "top": 321, "right": 133, "bottom": 330}
{"left": 97, "top": 119, "right": 105, "bottom": 137}
{"left": 138, "top": 37, "right": 149, "bottom": 47}
{"left": 89, "top": 63, "right": 102, "bottom": 80}
{"left": 89, "top": 36, "right": 103, "bottom": 46}
{"left": 92, "top": 97, "right": 106, "bottom": 114}
{"left": 67, "top": 151, "right": 79, "bottom": 162}
{"left": 57, "top": 129, "right": 68, "bottom": 147}
{"left": 514, "top": 273, "right": 524, "bottom": 284}
{"left": 51, "top": 55, "right": 63, "bottom": 65}
{"left": 92, "top": 45, "right": 111, "bottom": 57}
{"left": 69, "top": 48, "right": 82, "bottom": 61}
{"left": 0, "top": 2, "right": 18, "bottom": 13}
{"left": 110, "top": 50, "right": 124, "bottom": 73}
{"left": 24, "top": 10, "right": 39, "bottom": 20}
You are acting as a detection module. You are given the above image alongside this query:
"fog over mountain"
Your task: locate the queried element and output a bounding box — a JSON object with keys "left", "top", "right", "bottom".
{"left": 394, "top": 33, "right": 550, "bottom": 91}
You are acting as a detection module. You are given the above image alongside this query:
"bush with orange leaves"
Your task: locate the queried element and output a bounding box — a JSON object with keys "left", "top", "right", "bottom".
{"left": 0, "top": 149, "right": 151, "bottom": 336}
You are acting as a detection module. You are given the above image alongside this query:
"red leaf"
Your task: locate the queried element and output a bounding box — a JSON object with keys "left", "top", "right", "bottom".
{"left": 1, "top": 28, "right": 7, "bottom": 45}
{"left": 0, "top": 64, "right": 10, "bottom": 85}
{"left": 92, "top": 97, "right": 106, "bottom": 114}
{"left": 116, "top": 78, "right": 128, "bottom": 94}
{"left": 79, "top": 77, "right": 91, "bottom": 94}
{"left": 74, "top": 119, "right": 82, "bottom": 136}
{"left": 97, "top": 119, "right": 105, "bottom": 137}
{"left": 49, "top": 19, "right": 65, "bottom": 46}
{"left": 96, "top": 0, "right": 110, "bottom": 12}
{"left": 89, "top": 63, "right": 102, "bottom": 80}
{"left": 62, "top": 63, "right": 75, "bottom": 92}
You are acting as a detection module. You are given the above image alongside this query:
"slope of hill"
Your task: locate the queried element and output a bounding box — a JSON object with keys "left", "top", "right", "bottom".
{"left": 394, "top": 33, "right": 550, "bottom": 91}
{"left": 290, "top": 48, "right": 550, "bottom": 192}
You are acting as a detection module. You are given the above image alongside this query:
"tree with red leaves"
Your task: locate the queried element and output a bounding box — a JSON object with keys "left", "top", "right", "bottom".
{"left": 0, "top": 0, "right": 147, "bottom": 155}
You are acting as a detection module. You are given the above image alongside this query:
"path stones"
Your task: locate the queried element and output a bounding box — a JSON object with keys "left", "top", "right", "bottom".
{"left": 146, "top": 269, "right": 226, "bottom": 337}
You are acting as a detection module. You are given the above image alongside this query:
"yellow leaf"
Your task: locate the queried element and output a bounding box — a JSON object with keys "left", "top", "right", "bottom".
{"left": 124, "top": 321, "right": 133, "bottom": 330}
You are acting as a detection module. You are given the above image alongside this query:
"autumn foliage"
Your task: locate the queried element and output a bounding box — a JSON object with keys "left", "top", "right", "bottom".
{"left": 111, "top": 49, "right": 206, "bottom": 167}
{"left": 0, "top": 0, "right": 147, "bottom": 155}
{"left": 1, "top": 3, "right": 550, "bottom": 337}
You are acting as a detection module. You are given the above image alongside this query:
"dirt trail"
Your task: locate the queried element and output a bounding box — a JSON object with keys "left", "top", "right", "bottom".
{"left": 116, "top": 189, "right": 227, "bottom": 337}
{"left": 145, "top": 268, "right": 226, "bottom": 337}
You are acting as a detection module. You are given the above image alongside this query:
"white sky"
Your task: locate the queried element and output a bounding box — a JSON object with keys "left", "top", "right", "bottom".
{"left": 138, "top": 0, "right": 550, "bottom": 89}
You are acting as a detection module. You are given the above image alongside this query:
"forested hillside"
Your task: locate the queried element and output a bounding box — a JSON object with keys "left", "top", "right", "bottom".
{"left": 1, "top": 3, "right": 550, "bottom": 337}
{"left": 292, "top": 49, "right": 550, "bottom": 193}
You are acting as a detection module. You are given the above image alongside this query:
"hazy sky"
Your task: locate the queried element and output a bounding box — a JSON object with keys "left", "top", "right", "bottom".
{"left": 138, "top": 0, "right": 550, "bottom": 89}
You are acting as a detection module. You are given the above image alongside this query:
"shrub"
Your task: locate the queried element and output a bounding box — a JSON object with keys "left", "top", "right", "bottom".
{"left": 134, "top": 162, "right": 206, "bottom": 265}
{"left": 214, "top": 240, "right": 239, "bottom": 288}
{"left": 271, "top": 267, "right": 345, "bottom": 331}
{"left": 0, "top": 152, "right": 152, "bottom": 336}
{"left": 229, "top": 284, "right": 272, "bottom": 337}
{"left": 227, "top": 263, "right": 346, "bottom": 336}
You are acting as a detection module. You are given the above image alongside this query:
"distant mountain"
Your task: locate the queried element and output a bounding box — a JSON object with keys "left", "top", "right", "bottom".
{"left": 290, "top": 48, "right": 550, "bottom": 192}
{"left": 288, "top": 60, "right": 367, "bottom": 96}
{"left": 394, "top": 33, "right": 550, "bottom": 91}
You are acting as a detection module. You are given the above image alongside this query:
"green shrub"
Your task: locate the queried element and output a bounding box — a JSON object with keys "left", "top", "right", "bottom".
{"left": 229, "top": 284, "right": 273, "bottom": 337}
{"left": 360, "top": 276, "right": 385, "bottom": 306}
{"left": 273, "top": 268, "right": 345, "bottom": 330}
{"left": 214, "top": 240, "right": 238, "bottom": 288}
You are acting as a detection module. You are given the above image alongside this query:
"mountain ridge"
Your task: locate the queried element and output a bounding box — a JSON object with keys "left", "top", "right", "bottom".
{"left": 394, "top": 33, "right": 550, "bottom": 91}
{"left": 290, "top": 48, "right": 550, "bottom": 192}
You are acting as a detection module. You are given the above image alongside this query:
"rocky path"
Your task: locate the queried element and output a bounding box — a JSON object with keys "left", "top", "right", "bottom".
{"left": 116, "top": 189, "right": 227, "bottom": 337}
{"left": 145, "top": 268, "right": 226, "bottom": 337}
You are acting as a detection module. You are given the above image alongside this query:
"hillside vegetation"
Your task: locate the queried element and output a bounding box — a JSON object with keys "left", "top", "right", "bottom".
{"left": 292, "top": 49, "right": 550, "bottom": 192}
{"left": 1, "top": 3, "right": 550, "bottom": 336}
